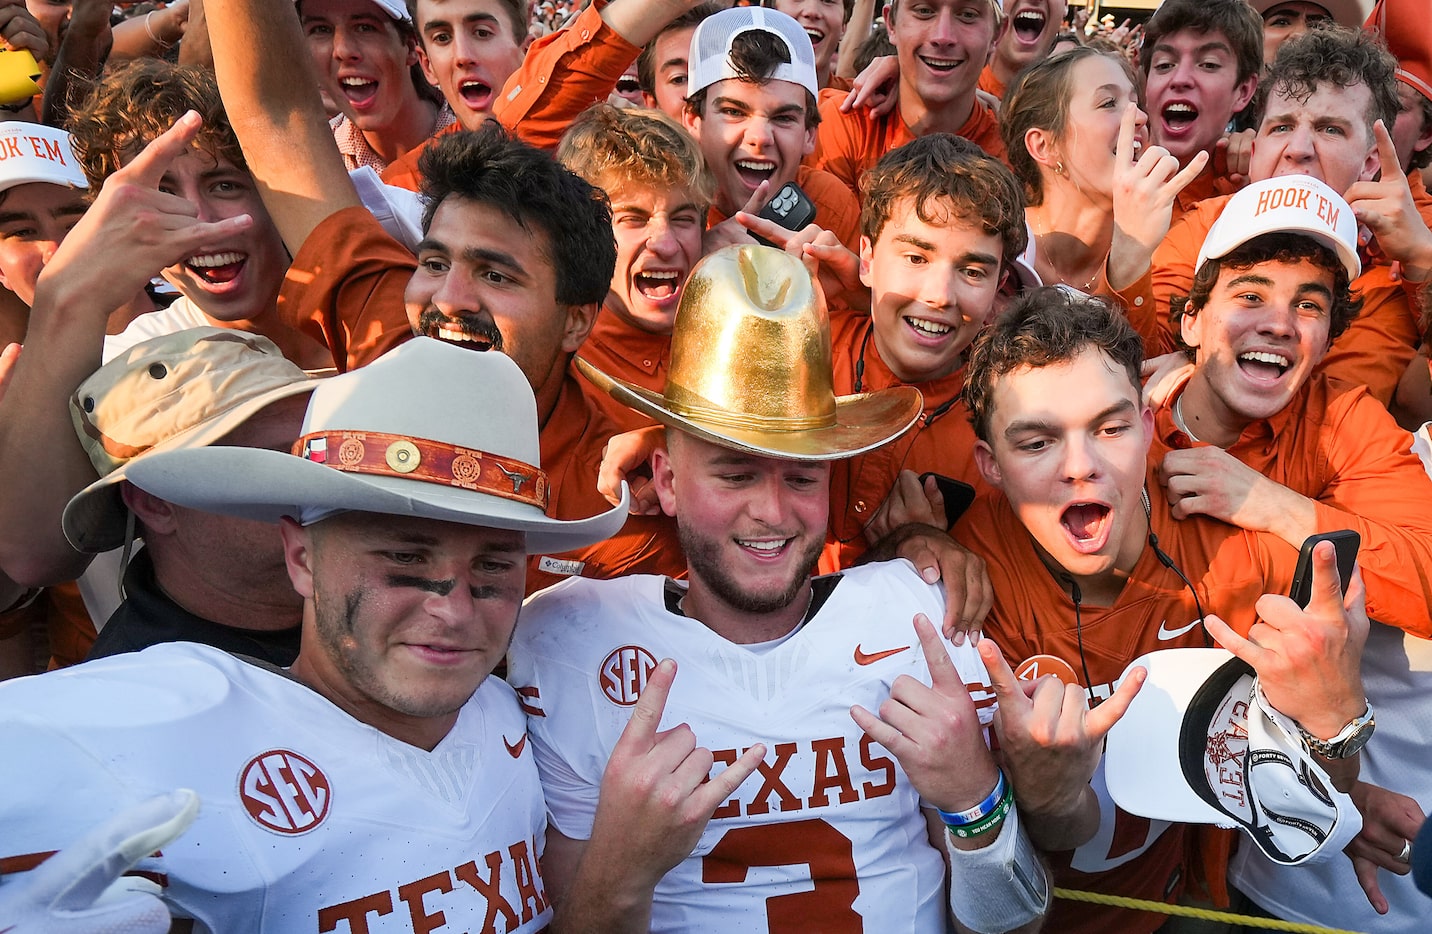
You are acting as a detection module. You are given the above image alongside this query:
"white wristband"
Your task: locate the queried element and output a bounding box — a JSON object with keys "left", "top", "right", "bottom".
{"left": 944, "top": 802, "right": 1050, "bottom": 933}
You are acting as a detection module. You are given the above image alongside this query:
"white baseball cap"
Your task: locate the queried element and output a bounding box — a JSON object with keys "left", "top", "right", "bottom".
{"left": 1105, "top": 648, "right": 1360, "bottom": 866}
{"left": 687, "top": 7, "right": 819, "bottom": 99}
{"left": 0, "top": 123, "right": 87, "bottom": 194}
{"left": 1197, "top": 175, "right": 1360, "bottom": 280}
{"left": 296, "top": 0, "right": 410, "bottom": 22}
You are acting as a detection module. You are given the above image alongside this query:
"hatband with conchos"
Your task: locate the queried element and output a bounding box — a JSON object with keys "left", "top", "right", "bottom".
{"left": 292, "top": 430, "right": 549, "bottom": 509}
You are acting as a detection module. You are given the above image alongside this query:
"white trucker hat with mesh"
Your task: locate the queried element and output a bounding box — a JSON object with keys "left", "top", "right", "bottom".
{"left": 687, "top": 7, "right": 819, "bottom": 99}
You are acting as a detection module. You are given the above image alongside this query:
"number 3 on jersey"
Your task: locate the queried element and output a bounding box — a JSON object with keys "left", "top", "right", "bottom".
{"left": 702, "top": 819, "right": 861, "bottom": 932}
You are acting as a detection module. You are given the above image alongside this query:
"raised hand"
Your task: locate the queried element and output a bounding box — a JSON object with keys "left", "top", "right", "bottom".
{"left": 850, "top": 613, "right": 996, "bottom": 813}
{"left": 1345, "top": 120, "right": 1432, "bottom": 282}
{"left": 1204, "top": 540, "right": 1368, "bottom": 743}
{"left": 979, "top": 638, "right": 1144, "bottom": 850}
{"left": 585, "top": 659, "right": 766, "bottom": 891}
{"left": 1109, "top": 103, "right": 1209, "bottom": 290}
{"left": 35, "top": 110, "right": 255, "bottom": 313}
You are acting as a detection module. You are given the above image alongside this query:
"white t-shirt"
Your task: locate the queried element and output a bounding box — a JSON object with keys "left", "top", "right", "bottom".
{"left": 0, "top": 643, "right": 551, "bottom": 933}
{"left": 509, "top": 561, "right": 997, "bottom": 932}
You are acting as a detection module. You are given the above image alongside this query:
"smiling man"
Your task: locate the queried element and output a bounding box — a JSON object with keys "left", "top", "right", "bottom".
{"left": 684, "top": 6, "right": 862, "bottom": 252}
{"left": 1153, "top": 171, "right": 1432, "bottom": 934}
{"left": 813, "top": 0, "right": 1007, "bottom": 201}
{"left": 515, "top": 244, "right": 1050, "bottom": 934}
{"left": 211, "top": 0, "right": 688, "bottom": 593}
{"left": 954, "top": 286, "right": 1380, "bottom": 934}
{"left": 0, "top": 340, "right": 626, "bottom": 931}
{"left": 300, "top": 0, "right": 450, "bottom": 173}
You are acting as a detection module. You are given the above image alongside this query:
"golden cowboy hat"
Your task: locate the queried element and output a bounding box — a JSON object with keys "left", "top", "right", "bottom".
{"left": 578, "top": 244, "right": 922, "bottom": 461}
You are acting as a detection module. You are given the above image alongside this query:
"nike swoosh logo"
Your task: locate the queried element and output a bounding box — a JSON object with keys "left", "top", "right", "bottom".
{"left": 1157, "top": 619, "right": 1201, "bottom": 641}
{"left": 504, "top": 733, "right": 527, "bottom": 758}
{"left": 854, "top": 644, "right": 911, "bottom": 666}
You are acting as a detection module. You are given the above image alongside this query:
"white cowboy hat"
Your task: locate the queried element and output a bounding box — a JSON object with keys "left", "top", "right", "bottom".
{"left": 123, "top": 338, "right": 627, "bottom": 553}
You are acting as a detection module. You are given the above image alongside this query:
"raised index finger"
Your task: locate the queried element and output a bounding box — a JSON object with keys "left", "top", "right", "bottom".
{"left": 1372, "top": 120, "right": 1406, "bottom": 185}
{"left": 913, "top": 612, "right": 964, "bottom": 693}
{"left": 118, "top": 110, "right": 205, "bottom": 191}
{"left": 975, "top": 638, "right": 1029, "bottom": 712}
{"left": 1116, "top": 102, "right": 1138, "bottom": 165}
{"left": 615, "top": 657, "right": 677, "bottom": 751}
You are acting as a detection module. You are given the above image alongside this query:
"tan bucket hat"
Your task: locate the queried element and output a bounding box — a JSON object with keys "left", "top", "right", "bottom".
{"left": 123, "top": 338, "right": 627, "bottom": 553}
{"left": 62, "top": 328, "right": 317, "bottom": 553}
{"left": 577, "top": 244, "right": 922, "bottom": 461}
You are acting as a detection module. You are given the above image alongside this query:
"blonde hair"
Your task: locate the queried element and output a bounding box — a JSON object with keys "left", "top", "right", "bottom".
{"left": 558, "top": 104, "right": 714, "bottom": 205}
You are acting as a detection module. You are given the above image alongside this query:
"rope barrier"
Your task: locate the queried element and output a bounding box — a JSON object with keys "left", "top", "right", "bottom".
{"left": 1053, "top": 888, "right": 1367, "bottom": 934}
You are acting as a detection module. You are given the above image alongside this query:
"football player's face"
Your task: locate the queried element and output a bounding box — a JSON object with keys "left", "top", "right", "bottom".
{"left": 654, "top": 432, "right": 829, "bottom": 619}
{"left": 285, "top": 512, "right": 526, "bottom": 748}
{"left": 974, "top": 346, "right": 1152, "bottom": 596}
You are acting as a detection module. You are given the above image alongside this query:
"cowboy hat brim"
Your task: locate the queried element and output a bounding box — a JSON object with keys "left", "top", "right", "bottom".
{"left": 118, "top": 445, "right": 628, "bottom": 555}
{"left": 576, "top": 358, "right": 923, "bottom": 461}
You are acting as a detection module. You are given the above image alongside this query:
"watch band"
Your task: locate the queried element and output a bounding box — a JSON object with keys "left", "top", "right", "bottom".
{"left": 1300, "top": 702, "right": 1375, "bottom": 759}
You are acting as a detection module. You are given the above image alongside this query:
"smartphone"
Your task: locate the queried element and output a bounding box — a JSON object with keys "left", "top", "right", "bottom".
{"left": 918, "top": 472, "right": 977, "bottom": 529}
{"left": 752, "top": 181, "right": 817, "bottom": 246}
{"left": 1289, "top": 530, "right": 1360, "bottom": 608}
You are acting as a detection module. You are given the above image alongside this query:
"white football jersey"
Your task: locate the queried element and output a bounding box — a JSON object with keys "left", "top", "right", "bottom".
{"left": 0, "top": 643, "right": 550, "bottom": 933}
{"left": 509, "top": 561, "right": 997, "bottom": 932}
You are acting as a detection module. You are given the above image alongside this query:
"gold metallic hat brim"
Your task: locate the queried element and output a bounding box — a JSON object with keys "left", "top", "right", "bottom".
{"left": 577, "top": 358, "right": 923, "bottom": 461}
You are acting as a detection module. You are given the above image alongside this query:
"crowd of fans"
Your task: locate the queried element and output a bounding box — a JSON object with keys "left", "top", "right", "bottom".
{"left": 0, "top": 0, "right": 1430, "bottom": 931}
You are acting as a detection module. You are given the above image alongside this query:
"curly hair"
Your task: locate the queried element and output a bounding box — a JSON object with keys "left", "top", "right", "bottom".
{"left": 1139, "top": 0, "right": 1263, "bottom": 87}
{"left": 999, "top": 46, "right": 1139, "bottom": 206}
{"left": 1174, "top": 232, "right": 1363, "bottom": 358}
{"left": 419, "top": 123, "right": 616, "bottom": 307}
{"left": 68, "top": 59, "right": 247, "bottom": 190}
{"left": 1259, "top": 25, "right": 1401, "bottom": 144}
{"left": 963, "top": 287, "right": 1143, "bottom": 442}
{"left": 557, "top": 104, "right": 714, "bottom": 206}
{"left": 859, "top": 134, "right": 1027, "bottom": 272}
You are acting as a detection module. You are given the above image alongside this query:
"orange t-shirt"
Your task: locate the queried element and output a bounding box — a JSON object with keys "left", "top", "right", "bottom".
{"left": 810, "top": 88, "right": 1008, "bottom": 200}
{"left": 1154, "top": 372, "right": 1432, "bottom": 638}
{"left": 955, "top": 473, "right": 1295, "bottom": 934}
{"left": 1115, "top": 193, "right": 1419, "bottom": 405}
{"left": 573, "top": 308, "right": 666, "bottom": 434}
{"left": 820, "top": 313, "right": 988, "bottom": 571}
{"left": 527, "top": 374, "right": 686, "bottom": 594}
{"left": 707, "top": 164, "right": 865, "bottom": 254}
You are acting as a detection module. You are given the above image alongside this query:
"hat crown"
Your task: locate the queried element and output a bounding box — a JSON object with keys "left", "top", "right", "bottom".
{"left": 71, "top": 329, "right": 307, "bottom": 477}
{"left": 664, "top": 245, "right": 838, "bottom": 433}
{"left": 301, "top": 338, "right": 542, "bottom": 467}
{"left": 687, "top": 7, "right": 819, "bottom": 98}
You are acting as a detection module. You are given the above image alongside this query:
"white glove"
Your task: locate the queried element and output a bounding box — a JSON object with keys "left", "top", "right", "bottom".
{"left": 0, "top": 789, "right": 199, "bottom": 933}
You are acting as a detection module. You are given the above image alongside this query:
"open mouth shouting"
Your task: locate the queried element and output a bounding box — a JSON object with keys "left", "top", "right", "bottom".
{"left": 186, "top": 251, "right": 248, "bottom": 288}
{"left": 1160, "top": 101, "right": 1199, "bottom": 137}
{"left": 1011, "top": 10, "right": 1046, "bottom": 46}
{"left": 1060, "top": 501, "right": 1113, "bottom": 555}
{"left": 632, "top": 268, "right": 683, "bottom": 305}
{"left": 458, "top": 78, "right": 494, "bottom": 114}
{"left": 339, "top": 75, "right": 380, "bottom": 110}
{"left": 416, "top": 309, "right": 504, "bottom": 352}
{"left": 1237, "top": 349, "right": 1291, "bottom": 382}
{"left": 734, "top": 158, "right": 777, "bottom": 191}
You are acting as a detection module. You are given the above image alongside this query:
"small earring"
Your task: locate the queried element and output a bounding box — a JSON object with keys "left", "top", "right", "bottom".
{"left": 1055, "top": 161, "right": 1065, "bottom": 176}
